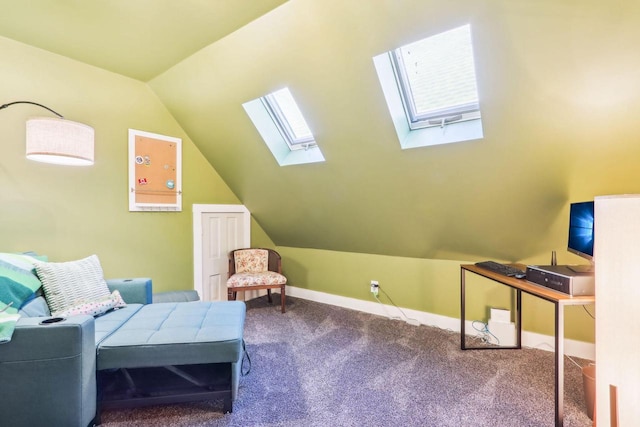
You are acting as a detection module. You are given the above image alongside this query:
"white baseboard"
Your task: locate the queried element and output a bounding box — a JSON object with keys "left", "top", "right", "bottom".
{"left": 286, "top": 285, "right": 595, "bottom": 361}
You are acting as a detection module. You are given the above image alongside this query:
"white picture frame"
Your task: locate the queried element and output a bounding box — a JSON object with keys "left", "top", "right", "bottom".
{"left": 128, "top": 129, "right": 182, "bottom": 212}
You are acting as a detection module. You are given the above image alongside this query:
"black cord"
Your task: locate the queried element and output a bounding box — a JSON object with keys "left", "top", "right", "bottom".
{"left": 241, "top": 339, "right": 252, "bottom": 376}
{"left": 0, "top": 101, "right": 64, "bottom": 118}
{"left": 377, "top": 285, "right": 398, "bottom": 308}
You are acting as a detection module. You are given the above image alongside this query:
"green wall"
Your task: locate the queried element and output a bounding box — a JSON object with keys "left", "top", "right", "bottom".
{"left": 278, "top": 246, "right": 595, "bottom": 343}
{"left": 0, "top": 35, "right": 273, "bottom": 292}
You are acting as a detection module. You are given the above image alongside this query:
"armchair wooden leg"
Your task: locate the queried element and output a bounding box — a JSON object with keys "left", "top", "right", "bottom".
{"left": 227, "top": 289, "right": 236, "bottom": 301}
{"left": 267, "top": 289, "right": 273, "bottom": 304}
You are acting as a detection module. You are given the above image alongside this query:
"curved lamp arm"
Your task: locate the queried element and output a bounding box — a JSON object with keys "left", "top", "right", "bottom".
{"left": 0, "top": 101, "right": 64, "bottom": 118}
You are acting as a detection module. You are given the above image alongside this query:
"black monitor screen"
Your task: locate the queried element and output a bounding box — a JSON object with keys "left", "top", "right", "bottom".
{"left": 568, "top": 201, "right": 595, "bottom": 260}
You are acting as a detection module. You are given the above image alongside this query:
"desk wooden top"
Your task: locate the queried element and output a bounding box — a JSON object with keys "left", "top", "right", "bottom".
{"left": 461, "top": 264, "right": 595, "bottom": 305}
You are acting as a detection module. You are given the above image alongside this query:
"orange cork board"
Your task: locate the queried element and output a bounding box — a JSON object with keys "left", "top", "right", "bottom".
{"left": 128, "top": 129, "right": 182, "bottom": 211}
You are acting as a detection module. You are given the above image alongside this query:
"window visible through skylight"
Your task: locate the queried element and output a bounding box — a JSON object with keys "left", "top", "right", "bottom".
{"left": 262, "top": 88, "right": 315, "bottom": 150}
{"left": 392, "top": 24, "right": 480, "bottom": 129}
{"left": 373, "top": 23, "right": 483, "bottom": 150}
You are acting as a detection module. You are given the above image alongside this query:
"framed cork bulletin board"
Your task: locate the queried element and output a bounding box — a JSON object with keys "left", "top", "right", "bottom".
{"left": 128, "top": 129, "right": 182, "bottom": 212}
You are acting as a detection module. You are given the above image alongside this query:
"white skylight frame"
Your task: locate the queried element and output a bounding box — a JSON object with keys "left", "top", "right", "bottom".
{"left": 243, "top": 87, "right": 325, "bottom": 166}
{"left": 262, "top": 88, "right": 316, "bottom": 150}
{"left": 373, "top": 24, "right": 484, "bottom": 149}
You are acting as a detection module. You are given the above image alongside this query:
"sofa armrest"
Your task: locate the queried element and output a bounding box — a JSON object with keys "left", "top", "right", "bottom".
{"left": 107, "top": 277, "right": 152, "bottom": 304}
{"left": 0, "top": 316, "right": 97, "bottom": 427}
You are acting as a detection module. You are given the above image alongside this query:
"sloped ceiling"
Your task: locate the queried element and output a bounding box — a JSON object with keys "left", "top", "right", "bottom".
{"left": 149, "top": 0, "right": 640, "bottom": 260}
{"left": 3, "top": 0, "right": 640, "bottom": 261}
{"left": 0, "top": 0, "right": 288, "bottom": 81}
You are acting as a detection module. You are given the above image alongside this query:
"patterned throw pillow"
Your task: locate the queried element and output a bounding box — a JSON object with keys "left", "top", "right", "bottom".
{"left": 35, "top": 254, "right": 111, "bottom": 315}
{"left": 110, "top": 289, "right": 127, "bottom": 308}
{"left": 54, "top": 290, "right": 127, "bottom": 317}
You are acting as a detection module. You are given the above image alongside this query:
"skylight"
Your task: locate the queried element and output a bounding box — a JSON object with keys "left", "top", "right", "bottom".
{"left": 393, "top": 24, "right": 480, "bottom": 129}
{"left": 263, "top": 88, "right": 315, "bottom": 149}
{"left": 243, "top": 87, "right": 325, "bottom": 166}
{"left": 373, "top": 24, "right": 484, "bottom": 149}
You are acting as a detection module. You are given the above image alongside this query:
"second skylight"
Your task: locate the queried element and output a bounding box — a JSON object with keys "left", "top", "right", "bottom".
{"left": 392, "top": 24, "right": 480, "bottom": 129}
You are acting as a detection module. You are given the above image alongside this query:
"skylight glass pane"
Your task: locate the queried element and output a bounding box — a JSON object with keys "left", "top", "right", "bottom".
{"left": 396, "top": 24, "right": 479, "bottom": 120}
{"left": 243, "top": 95, "right": 325, "bottom": 166}
{"left": 268, "top": 88, "right": 314, "bottom": 144}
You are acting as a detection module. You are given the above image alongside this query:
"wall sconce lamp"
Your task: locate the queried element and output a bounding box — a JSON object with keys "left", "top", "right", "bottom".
{"left": 1, "top": 101, "right": 94, "bottom": 166}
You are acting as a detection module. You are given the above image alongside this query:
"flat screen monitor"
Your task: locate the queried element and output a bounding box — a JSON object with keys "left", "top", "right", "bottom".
{"left": 567, "top": 201, "right": 595, "bottom": 272}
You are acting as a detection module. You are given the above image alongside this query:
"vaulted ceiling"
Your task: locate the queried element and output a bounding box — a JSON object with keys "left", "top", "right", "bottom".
{"left": 3, "top": 0, "right": 640, "bottom": 262}
{"left": 0, "top": 0, "right": 288, "bottom": 81}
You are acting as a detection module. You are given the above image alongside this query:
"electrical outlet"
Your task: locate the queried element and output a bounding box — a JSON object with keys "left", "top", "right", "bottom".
{"left": 370, "top": 280, "right": 379, "bottom": 296}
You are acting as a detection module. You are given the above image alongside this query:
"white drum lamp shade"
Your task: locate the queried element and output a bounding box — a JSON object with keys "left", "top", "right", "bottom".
{"left": 26, "top": 117, "right": 94, "bottom": 166}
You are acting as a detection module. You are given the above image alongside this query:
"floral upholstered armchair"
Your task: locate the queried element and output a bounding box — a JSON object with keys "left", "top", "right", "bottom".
{"left": 227, "top": 248, "right": 287, "bottom": 313}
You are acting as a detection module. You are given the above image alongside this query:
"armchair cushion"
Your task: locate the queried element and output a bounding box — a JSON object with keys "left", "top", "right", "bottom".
{"left": 233, "top": 248, "right": 269, "bottom": 273}
{"left": 227, "top": 271, "right": 286, "bottom": 287}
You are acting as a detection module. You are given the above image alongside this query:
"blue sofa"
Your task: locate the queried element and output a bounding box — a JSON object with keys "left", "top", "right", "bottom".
{"left": 0, "top": 278, "right": 246, "bottom": 427}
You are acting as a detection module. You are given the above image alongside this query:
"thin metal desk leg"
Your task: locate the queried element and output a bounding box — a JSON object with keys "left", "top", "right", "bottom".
{"left": 516, "top": 289, "right": 522, "bottom": 349}
{"left": 460, "top": 268, "right": 466, "bottom": 349}
{"left": 555, "top": 303, "right": 564, "bottom": 427}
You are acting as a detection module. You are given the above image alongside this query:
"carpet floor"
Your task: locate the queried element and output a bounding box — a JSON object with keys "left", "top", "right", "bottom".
{"left": 99, "top": 295, "right": 593, "bottom": 426}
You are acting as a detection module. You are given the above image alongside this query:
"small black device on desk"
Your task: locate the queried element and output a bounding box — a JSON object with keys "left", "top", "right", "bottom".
{"left": 475, "top": 261, "right": 526, "bottom": 279}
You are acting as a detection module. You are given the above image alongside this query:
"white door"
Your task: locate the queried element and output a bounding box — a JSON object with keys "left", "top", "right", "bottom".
{"left": 193, "top": 205, "right": 250, "bottom": 301}
{"left": 201, "top": 212, "right": 245, "bottom": 301}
